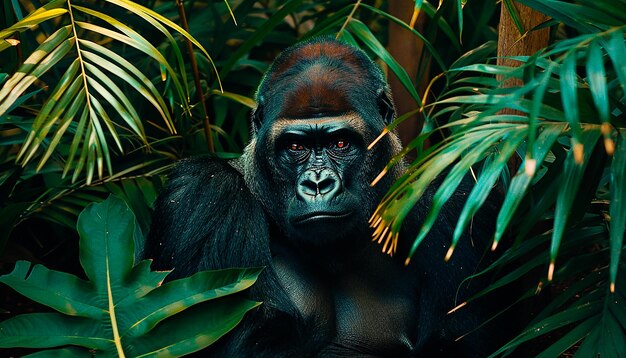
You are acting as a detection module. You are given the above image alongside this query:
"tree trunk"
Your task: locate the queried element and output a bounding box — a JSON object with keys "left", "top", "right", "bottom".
{"left": 497, "top": 1, "right": 550, "bottom": 90}
{"left": 387, "top": 0, "right": 428, "bottom": 150}
{"left": 497, "top": 1, "right": 550, "bottom": 172}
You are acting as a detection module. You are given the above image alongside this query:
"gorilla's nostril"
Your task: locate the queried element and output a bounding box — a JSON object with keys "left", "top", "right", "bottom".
{"left": 300, "top": 179, "right": 318, "bottom": 196}
{"left": 318, "top": 178, "right": 336, "bottom": 195}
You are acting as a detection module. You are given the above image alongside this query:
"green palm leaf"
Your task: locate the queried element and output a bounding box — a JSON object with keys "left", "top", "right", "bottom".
{"left": 372, "top": 5, "right": 625, "bottom": 354}
{"left": 0, "top": 1, "right": 218, "bottom": 184}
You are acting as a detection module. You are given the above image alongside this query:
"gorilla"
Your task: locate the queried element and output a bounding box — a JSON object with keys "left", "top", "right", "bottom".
{"left": 145, "top": 37, "right": 503, "bottom": 357}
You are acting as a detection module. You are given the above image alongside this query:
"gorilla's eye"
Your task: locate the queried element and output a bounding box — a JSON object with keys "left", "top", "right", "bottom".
{"left": 289, "top": 143, "right": 306, "bottom": 151}
{"left": 331, "top": 139, "right": 350, "bottom": 150}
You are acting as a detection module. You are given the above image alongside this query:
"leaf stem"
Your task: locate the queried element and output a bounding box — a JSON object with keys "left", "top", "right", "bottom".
{"left": 106, "top": 247, "right": 126, "bottom": 358}
{"left": 336, "top": 0, "right": 361, "bottom": 40}
{"left": 67, "top": 0, "right": 101, "bottom": 184}
{"left": 67, "top": 0, "right": 93, "bottom": 134}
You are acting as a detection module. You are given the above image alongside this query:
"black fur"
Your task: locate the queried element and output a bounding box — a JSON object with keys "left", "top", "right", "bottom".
{"left": 145, "top": 37, "right": 505, "bottom": 357}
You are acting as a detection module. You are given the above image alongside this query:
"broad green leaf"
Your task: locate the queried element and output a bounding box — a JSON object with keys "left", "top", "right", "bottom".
{"left": 25, "top": 346, "right": 93, "bottom": 357}
{"left": 0, "top": 313, "right": 109, "bottom": 350}
{"left": 76, "top": 186, "right": 134, "bottom": 292}
{"left": 0, "top": 196, "right": 260, "bottom": 355}
{"left": 120, "top": 267, "right": 262, "bottom": 337}
{"left": 0, "top": 261, "right": 104, "bottom": 318}
{"left": 130, "top": 297, "right": 261, "bottom": 357}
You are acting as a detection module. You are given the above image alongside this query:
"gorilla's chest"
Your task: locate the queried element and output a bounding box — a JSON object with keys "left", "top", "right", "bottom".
{"left": 273, "top": 248, "right": 417, "bottom": 356}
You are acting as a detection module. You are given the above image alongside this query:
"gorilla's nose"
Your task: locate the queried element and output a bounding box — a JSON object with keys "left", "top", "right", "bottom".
{"left": 297, "top": 168, "right": 341, "bottom": 201}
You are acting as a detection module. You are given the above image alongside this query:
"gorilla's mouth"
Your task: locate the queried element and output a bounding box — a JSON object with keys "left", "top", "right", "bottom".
{"left": 292, "top": 210, "right": 353, "bottom": 225}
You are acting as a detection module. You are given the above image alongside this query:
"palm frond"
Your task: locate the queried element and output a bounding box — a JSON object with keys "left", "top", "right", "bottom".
{"left": 0, "top": 0, "right": 217, "bottom": 184}
{"left": 372, "top": 2, "right": 625, "bottom": 354}
{"left": 375, "top": 19, "right": 625, "bottom": 268}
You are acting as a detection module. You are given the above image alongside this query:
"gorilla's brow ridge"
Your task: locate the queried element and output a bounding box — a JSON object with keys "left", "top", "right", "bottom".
{"left": 270, "top": 113, "right": 368, "bottom": 140}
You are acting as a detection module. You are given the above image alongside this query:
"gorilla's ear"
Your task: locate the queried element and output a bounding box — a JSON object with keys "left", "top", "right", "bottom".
{"left": 251, "top": 102, "right": 264, "bottom": 133}
{"left": 377, "top": 90, "right": 395, "bottom": 125}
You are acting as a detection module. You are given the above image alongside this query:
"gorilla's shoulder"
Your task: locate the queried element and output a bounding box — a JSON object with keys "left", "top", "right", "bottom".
{"left": 166, "top": 155, "right": 245, "bottom": 188}
{"left": 145, "top": 156, "right": 270, "bottom": 278}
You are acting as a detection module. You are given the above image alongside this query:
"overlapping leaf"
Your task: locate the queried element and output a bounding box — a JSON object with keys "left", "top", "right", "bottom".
{"left": 0, "top": 0, "right": 222, "bottom": 184}
{"left": 371, "top": 3, "right": 625, "bottom": 355}
{"left": 0, "top": 196, "right": 260, "bottom": 356}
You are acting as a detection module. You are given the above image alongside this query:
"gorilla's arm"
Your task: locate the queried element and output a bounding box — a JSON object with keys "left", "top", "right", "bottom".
{"left": 144, "top": 157, "right": 312, "bottom": 356}
{"left": 144, "top": 156, "right": 271, "bottom": 278}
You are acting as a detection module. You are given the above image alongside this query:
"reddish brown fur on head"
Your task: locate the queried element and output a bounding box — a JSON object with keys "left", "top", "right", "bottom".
{"left": 279, "top": 63, "right": 353, "bottom": 118}
{"left": 253, "top": 37, "right": 392, "bottom": 132}
{"left": 270, "top": 41, "right": 366, "bottom": 82}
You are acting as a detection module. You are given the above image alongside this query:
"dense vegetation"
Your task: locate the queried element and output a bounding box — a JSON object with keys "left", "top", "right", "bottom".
{"left": 0, "top": 0, "right": 624, "bottom": 356}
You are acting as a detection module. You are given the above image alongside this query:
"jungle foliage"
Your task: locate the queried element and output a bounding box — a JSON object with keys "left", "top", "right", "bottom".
{"left": 0, "top": 0, "right": 624, "bottom": 356}
{"left": 0, "top": 195, "right": 260, "bottom": 356}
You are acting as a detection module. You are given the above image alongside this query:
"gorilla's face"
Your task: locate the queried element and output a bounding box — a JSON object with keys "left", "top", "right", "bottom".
{"left": 245, "top": 112, "right": 398, "bottom": 248}
{"left": 273, "top": 113, "right": 367, "bottom": 242}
